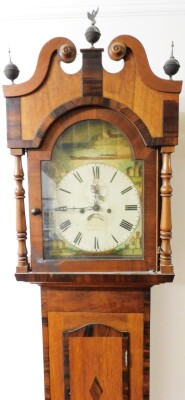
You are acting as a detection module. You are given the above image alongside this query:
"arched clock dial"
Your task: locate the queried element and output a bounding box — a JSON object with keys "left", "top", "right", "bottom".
{"left": 52, "top": 163, "right": 141, "bottom": 253}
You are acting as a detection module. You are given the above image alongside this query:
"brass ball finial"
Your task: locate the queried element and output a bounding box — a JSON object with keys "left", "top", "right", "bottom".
{"left": 163, "top": 41, "right": 180, "bottom": 79}
{"left": 4, "top": 49, "right": 20, "bottom": 84}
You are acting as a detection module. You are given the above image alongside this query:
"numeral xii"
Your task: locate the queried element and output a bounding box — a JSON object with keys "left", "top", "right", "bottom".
{"left": 93, "top": 165, "right": 100, "bottom": 179}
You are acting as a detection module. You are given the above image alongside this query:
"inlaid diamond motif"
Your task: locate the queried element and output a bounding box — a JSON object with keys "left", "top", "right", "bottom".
{"left": 90, "top": 376, "right": 103, "bottom": 400}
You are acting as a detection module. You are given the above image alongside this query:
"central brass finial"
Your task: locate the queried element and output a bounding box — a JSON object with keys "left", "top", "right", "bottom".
{"left": 85, "top": 7, "right": 101, "bottom": 47}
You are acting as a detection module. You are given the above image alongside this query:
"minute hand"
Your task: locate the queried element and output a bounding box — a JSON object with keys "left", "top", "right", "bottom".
{"left": 54, "top": 206, "right": 93, "bottom": 211}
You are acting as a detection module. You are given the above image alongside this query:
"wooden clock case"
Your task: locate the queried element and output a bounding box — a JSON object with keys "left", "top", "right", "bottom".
{"left": 3, "top": 35, "right": 182, "bottom": 399}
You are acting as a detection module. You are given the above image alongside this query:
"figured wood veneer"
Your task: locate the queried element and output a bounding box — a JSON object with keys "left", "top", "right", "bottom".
{"left": 41, "top": 288, "right": 150, "bottom": 400}
{"left": 3, "top": 33, "right": 182, "bottom": 400}
{"left": 48, "top": 312, "right": 143, "bottom": 400}
{"left": 63, "top": 324, "right": 129, "bottom": 399}
{"left": 3, "top": 36, "right": 181, "bottom": 147}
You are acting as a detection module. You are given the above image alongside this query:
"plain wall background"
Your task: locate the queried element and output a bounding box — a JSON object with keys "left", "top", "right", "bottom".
{"left": 0, "top": 1, "right": 185, "bottom": 399}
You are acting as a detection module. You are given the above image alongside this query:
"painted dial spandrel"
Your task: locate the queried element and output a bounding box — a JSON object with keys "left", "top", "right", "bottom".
{"left": 41, "top": 119, "right": 143, "bottom": 259}
{"left": 53, "top": 163, "right": 141, "bottom": 252}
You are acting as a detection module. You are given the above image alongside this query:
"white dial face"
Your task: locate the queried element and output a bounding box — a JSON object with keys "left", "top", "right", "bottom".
{"left": 53, "top": 163, "right": 141, "bottom": 253}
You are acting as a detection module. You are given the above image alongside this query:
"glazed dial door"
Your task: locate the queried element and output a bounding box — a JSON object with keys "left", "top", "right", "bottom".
{"left": 53, "top": 163, "right": 141, "bottom": 253}
{"left": 41, "top": 119, "right": 144, "bottom": 261}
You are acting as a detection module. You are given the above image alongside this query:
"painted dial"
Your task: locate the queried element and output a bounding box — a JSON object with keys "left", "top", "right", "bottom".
{"left": 53, "top": 163, "right": 141, "bottom": 252}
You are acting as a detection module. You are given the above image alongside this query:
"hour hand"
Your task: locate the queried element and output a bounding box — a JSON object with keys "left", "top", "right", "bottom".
{"left": 53, "top": 206, "right": 93, "bottom": 212}
{"left": 54, "top": 206, "right": 67, "bottom": 211}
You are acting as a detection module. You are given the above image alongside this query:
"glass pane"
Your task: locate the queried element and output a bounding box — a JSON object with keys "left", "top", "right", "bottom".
{"left": 41, "top": 120, "right": 143, "bottom": 260}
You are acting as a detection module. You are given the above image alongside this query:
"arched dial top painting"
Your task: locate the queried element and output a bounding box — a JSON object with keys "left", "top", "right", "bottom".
{"left": 41, "top": 119, "right": 143, "bottom": 259}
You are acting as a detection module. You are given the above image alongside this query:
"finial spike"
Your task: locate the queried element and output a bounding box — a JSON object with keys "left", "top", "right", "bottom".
{"left": 171, "top": 41, "right": 174, "bottom": 58}
{"left": 8, "top": 48, "right": 12, "bottom": 63}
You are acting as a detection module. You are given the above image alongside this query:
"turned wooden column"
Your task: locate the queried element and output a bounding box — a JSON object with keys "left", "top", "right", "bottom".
{"left": 160, "top": 146, "right": 174, "bottom": 273}
{"left": 11, "top": 149, "right": 29, "bottom": 272}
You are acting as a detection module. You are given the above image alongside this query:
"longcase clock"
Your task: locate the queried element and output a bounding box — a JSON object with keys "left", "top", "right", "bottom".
{"left": 3, "top": 20, "right": 182, "bottom": 400}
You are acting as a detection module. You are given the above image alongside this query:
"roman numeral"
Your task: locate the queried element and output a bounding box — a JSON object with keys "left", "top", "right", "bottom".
{"left": 110, "top": 171, "right": 117, "bottom": 183}
{"left": 121, "top": 186, "right": 132, "bottom": 195}
{"left": 73, "top": 171, "right": 83, "bottom": 183}
{"left": 74, "top": 232, "right": 83, "bottom": 245}
{"left": 94, "top": 236, "right": 99, "bottom": 250}
{"left": 59, "top": 188, "right": 71, "bottom": 194}
{"left": 111, "top": 234, "right": 118, "bottom": 244}
{"left": 93, "top": 165, "right": 100, "bottom": 179}
{"left": 120, "top": 219, "right": 133, "bottom": 231}
{"left": 125, "top": 205, "right": 138, "bottom": 210}
{"left": 60, "top": 220, "right": 71, "bottom": 232}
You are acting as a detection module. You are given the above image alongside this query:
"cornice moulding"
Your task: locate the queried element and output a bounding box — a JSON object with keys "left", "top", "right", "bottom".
{"left": 0, "top": 3, "right": 185, "bottom": 21}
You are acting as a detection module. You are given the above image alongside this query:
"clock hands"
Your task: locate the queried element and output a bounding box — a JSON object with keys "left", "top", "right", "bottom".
{"left": 51, "top": 163, "right": 141, "bottom": 253}
{"left": 54, "top": 204, "right": 102, "bottom": 213}
{"left": 90, "top": 183, "right": 105, "bottom": 202}
{"left": 87, "top": 183, "right": 106, "bottom": 220}
{"left": 54, "top": 205, "right": 94, "bottom": 213}
{"left": 54, "top": 167, "right": 110, "bottom": 224}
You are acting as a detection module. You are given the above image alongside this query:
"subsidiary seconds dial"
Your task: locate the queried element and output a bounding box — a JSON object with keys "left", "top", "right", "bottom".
{"left": 53, "top": 163, "right": 141, "bottom": 253}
